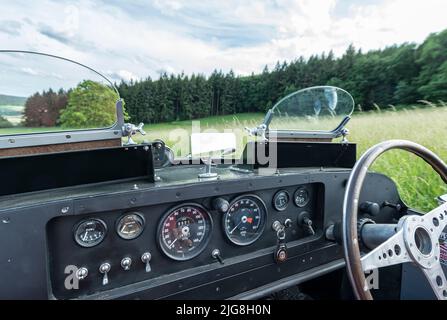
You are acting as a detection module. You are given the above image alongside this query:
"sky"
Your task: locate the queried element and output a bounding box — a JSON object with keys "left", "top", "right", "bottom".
{"left": 0, "top": 0, "right": 446, "bottom": 87}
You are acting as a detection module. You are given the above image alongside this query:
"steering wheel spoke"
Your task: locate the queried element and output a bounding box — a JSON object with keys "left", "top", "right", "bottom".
{"left": 361, "top": 229, "right": 410, "bottom": 271}
{"left": 343, "top": 140, "right": 447, "bottom": 300}
{"left": 423, "top": 203, "right": 447, "bottom": 239}
{"left": 421, "top": 262, "right": 447, "bottom": 300}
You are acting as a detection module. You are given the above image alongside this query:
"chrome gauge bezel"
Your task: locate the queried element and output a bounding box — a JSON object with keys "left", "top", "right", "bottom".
{"left": 272, "top": 190, "right": 290, "bottom": 211}
{"left": 73, "top": 218, "right": 108, "bottom": 248}
{"left": 293, "top": 187, "right": 310, "bottom": 208}
{"left": 223, "top": 194, "right": 267, "bottom": 246}
{"left": 116, "top": 212, "right": 145, "bottom": 240}
{"left": 157, "top": 203, "right": 213, "bottom": 261}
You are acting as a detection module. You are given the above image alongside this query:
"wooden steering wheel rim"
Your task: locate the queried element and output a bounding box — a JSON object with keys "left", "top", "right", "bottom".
{"left": 342, "top": 139, "right": 447, "bottom": 300}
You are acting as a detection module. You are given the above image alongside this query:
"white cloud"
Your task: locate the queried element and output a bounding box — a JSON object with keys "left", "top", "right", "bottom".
{"left": 21, "top": 67, "right": 39, "bottom": 75}
{"left": 0, "top": 0, "right": 446, "bottom": 83}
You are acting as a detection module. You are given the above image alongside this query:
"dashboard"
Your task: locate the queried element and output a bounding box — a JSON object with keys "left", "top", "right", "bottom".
{"left": 0, "top": 165, "right": 401, "bottom": 299}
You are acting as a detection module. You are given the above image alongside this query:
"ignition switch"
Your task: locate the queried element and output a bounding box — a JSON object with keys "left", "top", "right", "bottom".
{"left": 272, "top": 220, "right": 292, "bottom": 263}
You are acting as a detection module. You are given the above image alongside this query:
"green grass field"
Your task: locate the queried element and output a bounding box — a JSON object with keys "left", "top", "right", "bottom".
{"left": 1, "top": 106, "right": 446, "bottom": 212}
{"left": 139, "top": 106, "right": 447, "bottom": 212}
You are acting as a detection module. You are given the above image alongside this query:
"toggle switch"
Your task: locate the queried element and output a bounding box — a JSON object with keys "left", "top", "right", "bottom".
{"left": 141, "top": 252, "right": 152, "bottom": 273}
{"left": 121, "top": 257, "right": 132, "bottom": 271}
{"left": 76, "top": 267, "right": 88, "bottom": 280}
{"left": 298, "top": 211, "right": 315, "bottom": 235}
{"left": 99, "top": 262, "right": 111, "bottom": 286}
{"left": 211, "top": 249, "right": 224, "bottom": 264}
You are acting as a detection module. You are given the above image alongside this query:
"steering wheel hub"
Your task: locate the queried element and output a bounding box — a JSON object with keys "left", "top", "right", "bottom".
{"left": 403, "top": 216, "right": 440, "bottom": 269}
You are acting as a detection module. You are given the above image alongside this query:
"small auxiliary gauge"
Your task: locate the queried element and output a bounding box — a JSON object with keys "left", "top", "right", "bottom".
{"left": 116, "top": 213, "right": 145, "bottom": 240}
{"left": 273, "top": 190, "right": 290, "bottom": 211}
{"left": 294, "top": 187, "right": 310, "bottom": 207}
{"left": 74, "top": 218, "right": 107, "bottom": 248}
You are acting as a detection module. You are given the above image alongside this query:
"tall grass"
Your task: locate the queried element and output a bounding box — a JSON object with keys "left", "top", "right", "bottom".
{"left": 142, "top": 105, "right": 447, "bottom": 212}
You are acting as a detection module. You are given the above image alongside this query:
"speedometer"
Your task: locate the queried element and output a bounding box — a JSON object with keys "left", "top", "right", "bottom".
{"left": 158, "top": 204, "right": 212, "bottom": 261}
{"left": 223, "top": 195, "right": 267, "bottom": 246}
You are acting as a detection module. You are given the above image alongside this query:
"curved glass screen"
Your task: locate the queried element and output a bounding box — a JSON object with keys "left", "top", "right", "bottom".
{"left": 0, "top": 51, "right": 119, "bottom": 135}
{"left": 269, "top": 86, "right": 354, "bottom": 132}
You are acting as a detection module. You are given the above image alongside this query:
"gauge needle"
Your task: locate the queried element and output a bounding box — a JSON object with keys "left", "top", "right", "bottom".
{"left": 83, "top": 231, "right": 88, "bottom": 241}
{"left": 230, "top": 221, "right": 243, "bottom": 234}
{"left": 169, "top": 238, "right": 178, "bottom": 248}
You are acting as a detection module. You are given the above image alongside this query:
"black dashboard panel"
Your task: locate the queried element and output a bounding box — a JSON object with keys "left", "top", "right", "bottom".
{"left": 47, "top": 183, "right": 323, "bottom": 299}
{"left": 0, "top": 165, "right": 401, "bottom": 299}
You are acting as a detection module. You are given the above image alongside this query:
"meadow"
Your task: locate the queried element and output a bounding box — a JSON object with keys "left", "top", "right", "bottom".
{"left": 0, "top": 105, "right": 446, "bottom": 212}
{"left": 139, "top": 105, "right": 447, "bottom": 212}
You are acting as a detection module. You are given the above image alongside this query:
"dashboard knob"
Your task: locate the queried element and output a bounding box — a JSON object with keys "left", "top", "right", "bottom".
{"left": 99, "top": 262, "right": 111, "bottom": 286}
{"left": 212, "top": 198, "right": 230, "bottom": 213}
{"left": 121, "top": 257, "right": 132, "bottom": 271}
{"left": 75, "top": 267, "right": 88, "bottom": 280}
{"left": 141, "top": 252, "right": 152, "bottom": 273}
{"left": 359, "top": 201, "right": 380, "bottom": 216}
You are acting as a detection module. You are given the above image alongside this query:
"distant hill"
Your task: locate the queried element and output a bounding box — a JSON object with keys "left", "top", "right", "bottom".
{"left": 0, "top": 94, "right": 27, "bottom": 106}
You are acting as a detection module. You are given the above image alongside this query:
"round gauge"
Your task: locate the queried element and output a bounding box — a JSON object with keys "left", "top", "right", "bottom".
{"left": 74, "top": 218, "right": 107, "bottom": 248}
{"left": 116, "top": 213, "right": 145, "bottom": 240}
{"left": 294, "top": 187, "right": 310, "bottom": 207}
{"left": 273, "top": 190, "right": 290, "bottom": 211}
{"left": 223, "top": 195, "right": 267, "bottom": 246}
{"left": 158, "top": 204, "right": 212, "bottom": 261}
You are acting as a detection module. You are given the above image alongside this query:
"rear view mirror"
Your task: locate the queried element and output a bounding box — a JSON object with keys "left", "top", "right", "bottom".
{"left": 190, "top": 133, "right": 236, "bottom": 157}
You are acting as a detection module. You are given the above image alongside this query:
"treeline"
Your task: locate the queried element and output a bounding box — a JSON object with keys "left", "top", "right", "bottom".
{"left": 23, "top": 81, "right": 118, "bottom": 128}
{"left": 118, "top": 29, "right": 447, "bottom": 124}
{"left": 24, "top": 89, "right": 68, "bottom": 127}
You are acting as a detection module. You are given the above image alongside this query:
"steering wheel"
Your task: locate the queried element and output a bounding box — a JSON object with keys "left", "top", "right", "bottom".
{"left": 343, "top": 140, "right": 447, "bottom": 300}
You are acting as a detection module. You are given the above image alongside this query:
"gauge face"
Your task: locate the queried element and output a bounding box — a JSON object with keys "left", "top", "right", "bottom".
{"left": 273, "top": 190, "right": 290, "bottom": 211}
{"left": 116, "top": 213, "right": 145, "bottom": 240}
{"left": 223, "top": 195, "right": 267, "bottom": 246}
{"left": 74, "top": 218, "right": 107, "bottom": 248}
{"left": 158, "top": 204, "right": 212, "bottom": 261}
{"left": 294, "top": 187, "right": 310, "bottom": 207}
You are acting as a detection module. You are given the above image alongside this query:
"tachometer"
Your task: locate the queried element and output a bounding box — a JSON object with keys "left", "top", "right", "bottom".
{"left": 223, "top": 195, "right": 266, "bottom": 246}
{"left": 158, "top": 204, "right": 212, "bottom": 261}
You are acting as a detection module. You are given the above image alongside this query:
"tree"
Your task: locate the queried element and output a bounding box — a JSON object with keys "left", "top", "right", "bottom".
{"left": 115, "top": 27, "right": 447, "bottom": 122}
{"left": 418, "top": 61, "right": 447, "bottom": 101}
{"left": 0, "top": 116, "right": 13, "bottom": 128}
{"left": 59, "top": 80, "right": 119, "bottom": 128}
{"left": 24, "top": 89, "right": 68, "bottom": 127}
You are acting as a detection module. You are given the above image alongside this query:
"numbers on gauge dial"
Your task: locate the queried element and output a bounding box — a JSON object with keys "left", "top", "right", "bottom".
{"left": 158, "top": 205, "right": 212, "bottom": 261}
{"left": 116, "top": 213, "right": 145, "bottom": 240}
{"left": 294, "top": 187, "right": 310, "bottom": 207}
{"left": 273, "top": 190, "right": 290, "bottom": 211}
{"left": 74, "top": 218, "right": 107, "bottom": 248}
{"left": 224, "top": 195, "right": 267, "bottom": 246}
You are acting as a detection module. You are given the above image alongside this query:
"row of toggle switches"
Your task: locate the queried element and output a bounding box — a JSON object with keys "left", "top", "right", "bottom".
{"left": 75, "top": 252, "right": 152, "bottom": 286}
